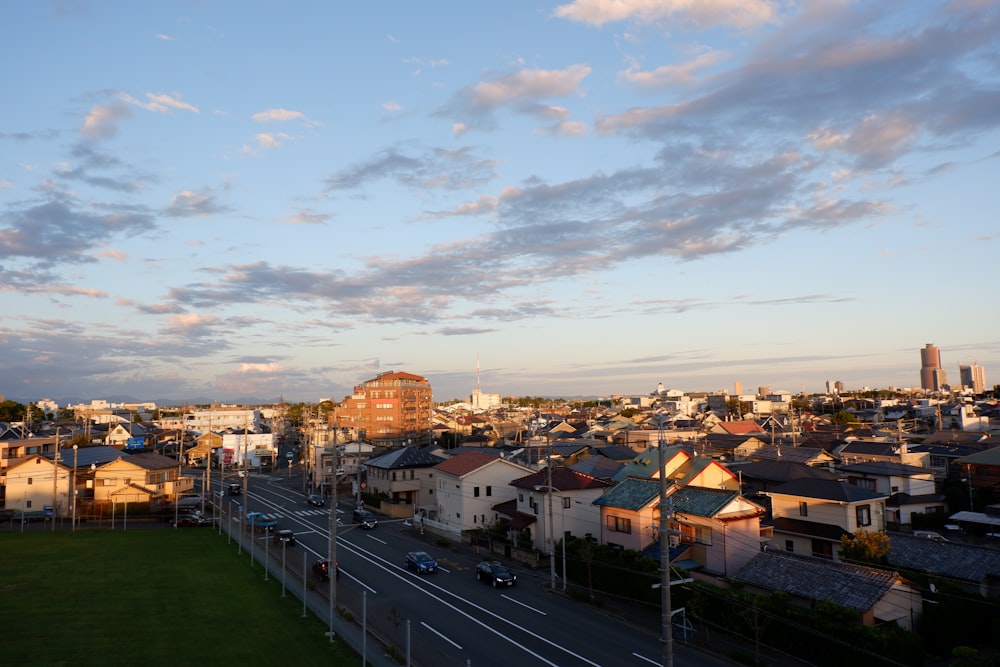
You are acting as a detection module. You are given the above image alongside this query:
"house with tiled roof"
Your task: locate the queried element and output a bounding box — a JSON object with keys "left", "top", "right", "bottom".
{"left": 839, "top": 460, "right": 945, "bottom": 527}
{"left": 431, "top": 450, "right": 533, "bottom": 536}
{"left": 750, "top": 443, "right": 839, "bottom": 468}
{"left": 667, "top": 485, "right": 767, "bottom": 577}
{"left": 702, "top": 433, "right": 767, "bottom": 461}
{"left": 93, "top": 451, "right": 193, "bottom": 508}
{"left": 887, "top": 533, "right": 1000, "bottom": 599}
{"left": 569, "top": 455, "right": 624, "bottom": 482}
{"left": 764, "top": 478, "right": 889, "bottom": 560}
{"left": 612, "top": 445, "right": 739, "bottom": 491}
{"left": 710, "top": 419, "right": 766, "bottom": 436}
{"left": 593, "top": 477, "right": 662, "bottom": 552}
{"left": 365, "top": 445, "right": 446, "bottom": 508}
{"left": 734, "top": 548, "right": 922, "bottom": 630}
{"left": 508, "top": 467, "right": 614, "bottom": 553}
{"left": 729, "top": 459, "right": 842, "bottom": 494}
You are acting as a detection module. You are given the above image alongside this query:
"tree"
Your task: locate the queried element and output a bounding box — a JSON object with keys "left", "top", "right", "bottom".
{"left": 839, "top": 529, "right": 891, "bottom": 565}
{"left": 830, "top": 410, "right": 858, "bottom": 426}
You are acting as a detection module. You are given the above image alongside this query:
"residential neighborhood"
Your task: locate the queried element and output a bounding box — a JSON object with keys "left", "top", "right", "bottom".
{"left": 3, "top": 371, "right": 1000, "bottom": 665}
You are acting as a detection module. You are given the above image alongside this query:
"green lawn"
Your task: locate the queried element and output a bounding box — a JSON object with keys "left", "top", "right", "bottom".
{"left": 0, "top": 527, "right": 362, "bottom": 667}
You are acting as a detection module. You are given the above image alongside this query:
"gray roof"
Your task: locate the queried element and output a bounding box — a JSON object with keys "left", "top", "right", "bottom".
{"left": 728, "top": 460, "right": 841, "bottom": 484}
{"left": 669, "top": 486, "right": 741, "bottom": 518}
{"left": 366, "top": 445, "right": 445, "bottom": 470}
{"left": 734, "top": 548, "right": 898, "bottom": 612}
{"left": 840, "top": 461, "right": 933, "bottom": 476}
{"left": 570, "top": 456, "right": 624, "bottom": 480}
{"left": 593, "top": 477, "right": 663, "bottom": 511}
{"left": 768, "top": 478, "right": 888, "bottom": 503}
{"left": 47, "top": 445, "right": 136, "bottom": 469}
{"left": 887, "top": 534, "right": 1000, "bottom": 583}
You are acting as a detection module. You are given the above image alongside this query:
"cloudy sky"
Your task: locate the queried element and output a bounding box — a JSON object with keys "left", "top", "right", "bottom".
{"left": 2, "top": 1, "right": 998, "bottom": 405}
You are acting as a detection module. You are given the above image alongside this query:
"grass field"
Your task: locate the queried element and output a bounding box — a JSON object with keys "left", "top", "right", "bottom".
{"left": 0, "top": 527, "right": 362, "bottom": 667}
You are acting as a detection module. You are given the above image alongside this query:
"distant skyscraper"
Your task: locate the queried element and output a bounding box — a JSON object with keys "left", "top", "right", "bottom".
{"left": 734, "top": 380, "right": 743, "bottom": 395}
{"left": 825, "top": 380, "right": 843, "bottom": 394}
{"left": 920, "top": 343, "right": 947, "bottom": 391}
{"left": 958, "top": 363, "right": 986, "bottom": 393}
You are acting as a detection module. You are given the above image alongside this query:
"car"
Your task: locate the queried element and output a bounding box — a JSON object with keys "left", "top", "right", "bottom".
{"left": 228, "top": 483, "right": 242, "bottom": 496}
{"left": 0, "top": 509, "right": 15, "bottom": 520}
{"left": 173, "top": 514, "right": 208, "bottom": 527}
{"left": 273, "top": 529, "right": 297, "bottom": 546}
{"left": 405, "top": 551, "right": 438, "bottom": 574}
{"left": 307, "top": 494, "right": 325, "bottom": 507}
{"left": 352, "top": 509, "right": 378, "bottom": 529}
{"left": 312, "top": 559, "right": 339, "bottom": 581}
{"left": 475, "top": 560, "right": 517, "bottom": 587}
{"left": 913, "top": 530, "right": 948, "bottom": 542}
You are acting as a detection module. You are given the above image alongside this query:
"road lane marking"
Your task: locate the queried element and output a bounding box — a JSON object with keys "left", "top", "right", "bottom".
{"left": 502, "top": 594, "right": 546, "bottom": 615}
{"left": 420, "top": 621, "right": 462, "bottom": 649}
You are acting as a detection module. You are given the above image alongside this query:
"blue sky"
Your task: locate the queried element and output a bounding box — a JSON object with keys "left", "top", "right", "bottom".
{"left": 2, "top": 0, "right": 998, "bottom": 405}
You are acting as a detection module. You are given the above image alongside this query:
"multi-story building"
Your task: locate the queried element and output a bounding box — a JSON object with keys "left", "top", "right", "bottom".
{"left": 920, "top": 343, "right": 947, "bottom": 391}
{"left": 330, "top": 371, "right": 433, "bottom": 445}
{"left": 958, "top": 363, "right": 986, "bottom": 393}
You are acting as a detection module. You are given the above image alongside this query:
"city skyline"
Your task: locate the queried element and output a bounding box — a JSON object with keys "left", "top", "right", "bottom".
{"left": 2, "top": 2, "right": 999, "bottom": 403}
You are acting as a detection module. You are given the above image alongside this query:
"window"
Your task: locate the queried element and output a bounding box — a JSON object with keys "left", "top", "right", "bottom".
{"left": 518, "top": 493, "right": 523, "bottom": 503}
{"left": 27, "top": 478, "right": 33, "bottom": 485}
{"left": 563, "top": 497, "right": 571, "bottom": 509}
{"left": 607, "top": 516, "right": 632, "bottom": 534}
{"left": 785, "top": 540, "right": 794, "bottom": 552}
{"left": 798, "top": 501, "right": 808, "bottom": 517}
{"left": 486, "top": 486, "right": 492, "bottom": 497}
{"left": 474, "top": 486, "right": 480, "bottom": 498}
{"left": 856, "top": 505, "right": 872, "bottom": 527}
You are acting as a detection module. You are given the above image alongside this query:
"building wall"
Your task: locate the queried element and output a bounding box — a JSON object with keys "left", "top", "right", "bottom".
{"left": 435, "top": 461, "right": 524, "bottom": 533}
{"left": 331, "top": 371, "right": 433, "bottom": 443}
{"left": 770, "top": 493, "right": 886, "bottom": 533}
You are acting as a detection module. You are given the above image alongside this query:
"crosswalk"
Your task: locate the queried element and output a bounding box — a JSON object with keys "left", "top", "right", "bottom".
{"left": 251, "top": 509, "right": 337, "bottom": 520}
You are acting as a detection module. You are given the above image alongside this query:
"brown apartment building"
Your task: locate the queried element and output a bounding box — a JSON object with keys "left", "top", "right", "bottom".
{"left": 329, "top": 371, "right": 433, "bottom": 445}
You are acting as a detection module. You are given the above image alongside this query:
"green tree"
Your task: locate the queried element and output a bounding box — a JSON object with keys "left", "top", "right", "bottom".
{"left": 830, "top": 410, "right": 858, "bottom": 426}
{"left": 0, "top": 400, "right": 27, "bottom": 422}
{"left": 839, "top": 529, "right": 891, "bottom": 565}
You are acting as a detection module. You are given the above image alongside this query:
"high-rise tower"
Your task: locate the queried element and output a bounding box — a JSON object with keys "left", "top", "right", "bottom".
{"left": 920, "top": 343, "right": 947, "bottom": 391}
{"left": 959, "top": 362, "right": 986, "bottom": 393}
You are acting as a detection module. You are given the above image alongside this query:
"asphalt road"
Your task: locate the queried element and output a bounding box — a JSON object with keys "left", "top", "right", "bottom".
{"left": 194, "top": 466, "right": 736, "bottom": 667}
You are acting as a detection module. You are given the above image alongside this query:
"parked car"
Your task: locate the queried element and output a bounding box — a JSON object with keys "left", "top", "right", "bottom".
{"left": 405, "top": 551, "right": 438, "bottom": 574}
{"left": 353, "top": 509, "right": 378, "bottom": 529}
{"left": 307, "top": 494, "right": 325, "bottom": 507}
{"left": 475, "top": 560, "right": 517, "bottom": 587}
{"left": 312, "top": 559, "right": 339, "bottom": 581}
{"left": 273, "top": 529, "right": 297, "bottom": 546}
{"left": 173, "top": 514, "right": 208, "bottom": 527}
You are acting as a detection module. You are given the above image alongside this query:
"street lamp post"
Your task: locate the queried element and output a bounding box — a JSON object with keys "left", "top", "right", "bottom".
{"left": 656, "top": 416, "right": 674, "bottom": 667}
{"left": 51, "top": 427, "right": 60, "bottom": 532}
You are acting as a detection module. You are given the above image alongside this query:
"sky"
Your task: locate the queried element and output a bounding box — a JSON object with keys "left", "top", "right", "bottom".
{"left": 2, "top": 0, "right": 999, "bottom": 406}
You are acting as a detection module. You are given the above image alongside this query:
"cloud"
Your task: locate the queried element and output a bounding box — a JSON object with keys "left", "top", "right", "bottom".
{"left": 325, "top": 146, "right": 498, "bottom": 192}
{"left": 463, "top": 65, "right": 591, "bottom": 112}
{"left": 164, "top": 189, "right": 228, "bottom": 217}
{"left": 0, "top": 180, "right": 12, "bottom": 189}
{"left": 0, "top": 199, "right": 155, "bottom": 267}
{"left": 255, "top": 132, "right": 292, "bottom": 149}
{"left": 120, "top": 92, "right": 199, "bottom": 113}
{"left": 620, "top": 50, "right": 729, "bottom": 87}
{"left": 251, "top": 108, "right": 305, "bottom": 122}
{"left": 283, "top": 208, "right": 332, "bottom": 225}
{"left": 81, "top": 101, "right": 131, "bottom": 139}
{"left": 553, "top": 0, "right": 780, "bottom": 29}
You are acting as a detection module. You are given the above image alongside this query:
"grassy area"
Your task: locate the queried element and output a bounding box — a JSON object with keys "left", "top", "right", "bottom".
{"left": 0, "top": 528, "right": 362, "bottom": 667}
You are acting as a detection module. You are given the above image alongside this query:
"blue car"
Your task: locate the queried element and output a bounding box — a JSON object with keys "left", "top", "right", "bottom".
{"left": 405, "top": 551, "right": 438, "bottom": 574}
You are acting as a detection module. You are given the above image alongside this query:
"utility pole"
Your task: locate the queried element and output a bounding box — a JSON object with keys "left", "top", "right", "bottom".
{"left": 51, "top": 427, "right": 60, "bottom": 532}
{"left": 547, "top": 436, "right": 555, "bottom": 591}
{"left": 657, "top": 417, "right": 674, "bottom": 667}
{"left": 329, "top": 426, "right": 339, "bottom": 641}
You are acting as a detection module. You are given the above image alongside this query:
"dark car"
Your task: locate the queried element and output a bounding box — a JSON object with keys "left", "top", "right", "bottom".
{"left": 405, "top": 551, "right": 438, "bottom": 574}
{"left": 228, "top": 483, "right": 242, "bottom": 496}
{"left": 273, "top": 529, "right": 296, "bottom": 546}
{"left": 0, "top": 509, "right": 15, "bottom": 520}
{"left": 173, "top": 514, "right": 208, "bottom": 527}
{"left": 312, "top": 559, "right": 339, "bottom": 581}
{"left": 307, "top": 494, "right": 325, "bottom": 507}
{"left": 352, "top": 509, "right": 378, "bottom": 529}
{"left": 475, "top": 560, "right": 517, "bottom": 587}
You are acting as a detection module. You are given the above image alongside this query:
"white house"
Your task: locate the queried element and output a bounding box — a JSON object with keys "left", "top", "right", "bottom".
{"left": 431, "top": 450, "right": 533, "bottom": 535}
